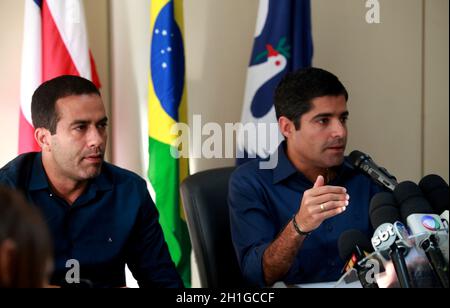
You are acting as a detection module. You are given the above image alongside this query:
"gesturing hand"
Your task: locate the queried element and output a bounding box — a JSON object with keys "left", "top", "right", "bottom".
{"left": 294, "top": 175, "right": 349, "bottom": 233}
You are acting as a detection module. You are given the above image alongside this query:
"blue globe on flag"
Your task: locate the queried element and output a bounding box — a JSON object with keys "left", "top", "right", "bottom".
{"left": 151, "top": 1, "right": 185, "bottom": 121}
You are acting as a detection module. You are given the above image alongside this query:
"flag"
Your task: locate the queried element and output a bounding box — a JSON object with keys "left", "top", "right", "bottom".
{"left": 237, "top": 0, "right": 313, "bottom": 165}
{"left": 19, "top": 0, "right": 100, "bottom": 154}
{"left": 148, "top": 0, "right": 191, "bottom": 287}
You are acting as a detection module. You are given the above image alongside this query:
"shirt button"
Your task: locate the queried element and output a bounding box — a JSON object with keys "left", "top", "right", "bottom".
{"left": 327, "top": 225, "right": 333, "bottom": 232}
{"left": 329, "top": 260, "right": 336, "bottom": 267}
{"left": 49, "top": 193, "right": 53, "bottom": 197}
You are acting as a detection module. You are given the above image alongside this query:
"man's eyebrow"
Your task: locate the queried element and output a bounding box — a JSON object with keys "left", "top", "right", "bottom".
{"left": 97, "top": 117, "right": 108, "bottom": 124}
{"left": 70, "top": 117, "right": 108, "bottom": 126}
{"left": 311, "top": 111, "right": 349, "bottom": 121}
{"left": 70, "top": 120, "right": 89, "bottom": 126}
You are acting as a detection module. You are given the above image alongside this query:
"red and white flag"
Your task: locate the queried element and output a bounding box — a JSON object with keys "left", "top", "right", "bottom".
{"left": 19, "top": 0, "right": 100, "bottom": 154}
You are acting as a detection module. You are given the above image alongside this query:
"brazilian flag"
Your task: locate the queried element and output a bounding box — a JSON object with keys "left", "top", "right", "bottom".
{"left": 148, "top": 0, "right": 190, "bottom": 287}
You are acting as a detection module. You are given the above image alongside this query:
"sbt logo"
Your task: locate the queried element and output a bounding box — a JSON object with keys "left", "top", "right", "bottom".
{"left": 371, "top": 223, "right": 396, "bottom": 250}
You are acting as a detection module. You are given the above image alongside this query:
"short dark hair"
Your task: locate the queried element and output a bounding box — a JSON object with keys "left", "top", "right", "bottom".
{"left": 31, "top": 75, "right": 100, "bottom": 134}
{"left": 0, "top": 186, "right": 52, "bottom": 288}
{"left": 274, "top": 67, "right": 348, "bottom": 129}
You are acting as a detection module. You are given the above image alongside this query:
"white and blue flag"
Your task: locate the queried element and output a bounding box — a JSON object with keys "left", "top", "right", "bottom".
{"left": 237, "top": 0, "right": 313, "bottom": 165}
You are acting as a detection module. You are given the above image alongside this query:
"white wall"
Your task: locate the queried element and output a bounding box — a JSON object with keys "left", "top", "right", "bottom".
{"left": 312, "top": 0, "right": 448, "bottom": 182}
{"left": 110, "top": 0, "right": 150, "bottom": 177}
{"left": 83, "top": 0, "right": 111, "bottom": 159}
{"left": 424, "top": 0, "right": 449, "bottom": 178}
{"left": 184, "top": 0, "right": 259, "bottom": 173}
{"left": 313, "top": 0, "right": 424, "bottom": 182}
{"left": 0, "top": 0, "right": 23, "bottom": 166}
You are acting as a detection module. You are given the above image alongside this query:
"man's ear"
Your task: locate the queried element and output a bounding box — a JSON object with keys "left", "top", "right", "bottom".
{"left": 278, "top": 116, "right": 295, "bottom": 139}
{"left": 0, "top": 239, "right": 17, "bottom": 288}
{"left": 34, "top": 128, "right": 51, "bottom": 151}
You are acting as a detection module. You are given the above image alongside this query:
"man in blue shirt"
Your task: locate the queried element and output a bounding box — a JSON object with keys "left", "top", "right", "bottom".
{"left": 0, "top": 75, "right": 182, "bottom": 288}
{"left": 229, "top": 68, "right": 382, "bottom": 286}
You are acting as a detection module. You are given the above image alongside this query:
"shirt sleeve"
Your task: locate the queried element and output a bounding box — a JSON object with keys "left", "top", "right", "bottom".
{"left": 125, "top": 180, "right": 184, "bottom": 288}
{"left": 228, "top": 169, "right": 277, "bottom": 287}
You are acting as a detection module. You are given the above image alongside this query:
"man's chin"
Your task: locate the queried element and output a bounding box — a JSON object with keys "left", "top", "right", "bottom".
{"left": 80, "top": 166, "right": 102, "bottom": 180}
{"left": 325, "top": 155, "right": 345, "bottom": 167}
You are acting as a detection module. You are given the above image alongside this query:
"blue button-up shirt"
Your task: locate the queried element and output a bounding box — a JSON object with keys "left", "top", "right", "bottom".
{"left": 228, "top": 143, "right": 382, "bottom": 286}
{"left": 0, "top": 152, "right": 183, "bottom": 288}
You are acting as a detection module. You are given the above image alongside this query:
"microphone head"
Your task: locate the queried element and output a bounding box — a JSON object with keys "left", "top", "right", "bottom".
{"left": 369, "top": 192, "right": 400, "bottom": 229}
{"left": 419, "top": 174, "right": 449, "bottom": 214}
{"left": 338, "top": 229, "right": 373, "bottom": 261}
{"left": 394, "top": 181, "right": 434, "bottom": 221}
{"left": 348, "top": 150, "right": 369, "bottom": 168}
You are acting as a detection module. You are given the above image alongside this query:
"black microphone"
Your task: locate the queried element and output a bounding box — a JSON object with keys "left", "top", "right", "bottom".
{"left": 348, "top": 150, "right": 398, "bottom": 191}
{"left": 370, "top": 192, "right": 414, "bottom": 288}
{"left": 338, "top": 230, "right": 379, "bottom": 288}
{"left": 394, "top": 181, "right": 449, "bottom": 288}
{"left": 419, "top": 174, "right": 449, "bottom": 230}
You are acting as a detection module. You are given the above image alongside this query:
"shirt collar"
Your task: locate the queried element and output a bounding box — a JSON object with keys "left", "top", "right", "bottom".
{"left": 29, "top": 152, "right": 50, "bottom": 191}
{"left": 90, "top": 164, "right": 114, "bottom": 191}
{"left": 28, "top": 152, "right": 113, "bottom": 192}
{"left": 272, "top": 141, "right": 356, "bottom": 185}
{"left": 272, "top": 141, "right": 298, "bottom": 184}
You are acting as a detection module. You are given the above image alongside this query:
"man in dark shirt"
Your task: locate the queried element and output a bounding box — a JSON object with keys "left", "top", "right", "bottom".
{"left": 0, "top": 75, "right": 182, "bottom": 288}
{"left": 229, "top": 67, "right": 382, "bottom": 286}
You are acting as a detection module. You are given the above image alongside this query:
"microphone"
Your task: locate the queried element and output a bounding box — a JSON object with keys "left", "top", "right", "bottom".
{"left": 419, "top": 174, "right": 449, "bottom": 230}
{"left": 348, "top": 150, "right": 398, "bottom": 191}
{"left": 370, "top": 192, "right": 414, "bottom": 288}
{"left": 338, "top": 230, "right": 379, "bottom": 288}
{"left": 394, "top": 181, "right": 449, "bottom": 288}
